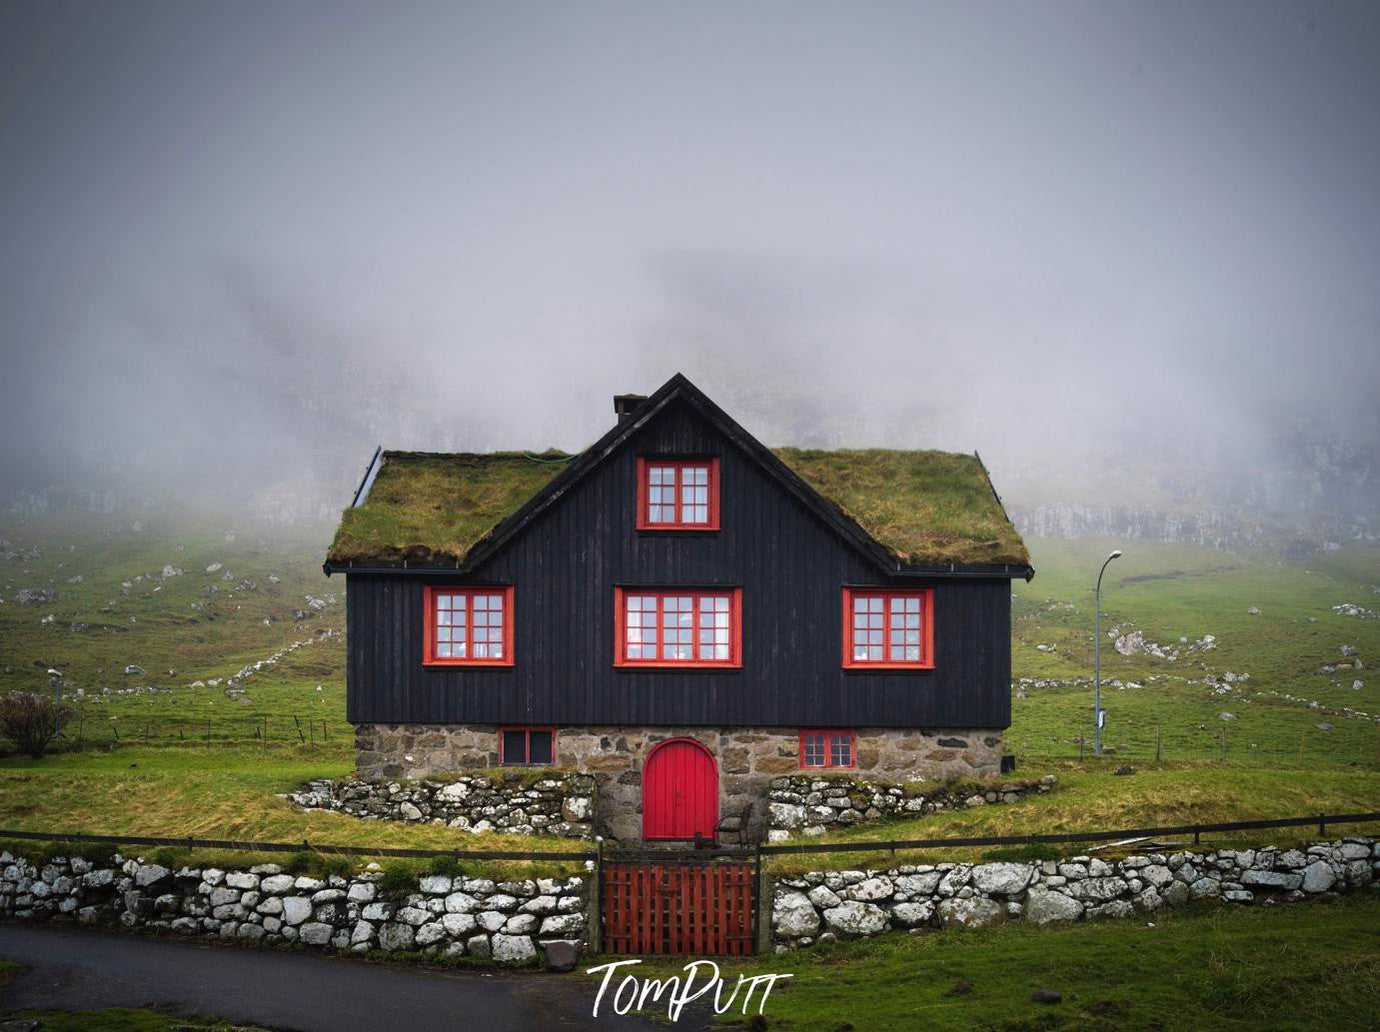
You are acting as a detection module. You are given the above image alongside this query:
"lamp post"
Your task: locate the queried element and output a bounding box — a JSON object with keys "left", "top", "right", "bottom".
{"left": 1094, "top": 549, "right": 1123, "bottom": 757}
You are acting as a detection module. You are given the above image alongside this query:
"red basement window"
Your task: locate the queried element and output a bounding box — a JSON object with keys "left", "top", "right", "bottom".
{"left": 636, "top": 458, "right": 720, "bottom": 530}
{"left": 800, "top": 729, "right": 856, "bottom": 769}
{"left": 842, "top": 588, "right": 934, "bottom": 669}
{"left": 423, "top": 586, "right": 514, "bottom": 667}
{"left": 613, "top": 587, "right": 742, "bottom": 668}
{"left": 500, "top": 727, "right": 555, "bottom": 766}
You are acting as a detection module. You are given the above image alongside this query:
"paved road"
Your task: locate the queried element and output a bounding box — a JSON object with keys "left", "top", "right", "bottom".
{"left": 0, "top": 925, "right": 688, "bottom": 1032}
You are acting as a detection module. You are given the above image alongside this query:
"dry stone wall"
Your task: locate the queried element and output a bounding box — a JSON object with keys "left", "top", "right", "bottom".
{"left": 356, "top": 723, "right": 1005, "bottom": 842}
{"left": 287, "top": 773, "right": 595, "bottom": 839}
{"left": 767, "top": 774, "right": 1056, "bottom": 841}
{"left": 771, "top": 837, "right": 1380, "bottom": 949}
{"left": 0, "top": 850, "right": 590, "bottom": 964}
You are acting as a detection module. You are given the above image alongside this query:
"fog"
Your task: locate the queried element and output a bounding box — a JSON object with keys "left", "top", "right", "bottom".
{"left": 2, "top": 1, "right": 1377, "bottom": 536}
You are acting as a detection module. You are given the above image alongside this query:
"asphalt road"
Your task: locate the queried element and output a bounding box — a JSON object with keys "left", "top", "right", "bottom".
{"left": 0, "top": 925, "right": 689, "bottom": 1032}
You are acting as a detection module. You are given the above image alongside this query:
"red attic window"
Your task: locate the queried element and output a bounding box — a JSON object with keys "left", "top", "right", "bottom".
{"left": 423, "top": 586, "right": 514, "bottom": 667}
{"left": 800, "top": 729, "right": 856, "bottom": 769}
{"left": 614, "top": 587, "right": 742, "bottom": 668}
{"left": 842, "top": 588, "right": 934, "bottom": 669}
{"left": 636, "top": 458, "right": 720, "bottom": 530}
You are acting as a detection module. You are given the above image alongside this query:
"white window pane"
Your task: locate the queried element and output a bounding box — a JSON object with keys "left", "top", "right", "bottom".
{"left": 437, "top": 627, "right": 451, "bottom": 642}
{"left": 436, "top": 643, "right": 451, "bottom": 657}
{"left": 906, "top": 597, "right": 920, "bottom": 612}
{"left": 438, "top": 610, "right": 451, "bottom": 625}
{"left": 905, "top": 646, "right": 920, "bottom": 661}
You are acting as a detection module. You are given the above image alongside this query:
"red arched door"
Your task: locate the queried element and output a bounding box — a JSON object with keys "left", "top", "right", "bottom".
{"left": 642, "top": 739, "right": 718, "bottom": 841}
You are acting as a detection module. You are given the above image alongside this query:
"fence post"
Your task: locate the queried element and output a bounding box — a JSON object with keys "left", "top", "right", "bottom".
{"left": 1318, "top": 813, "right": 1326, "bottom": 837}
{"left": 587, "top": 838, "right": 604, "bottom": 954}
{"left": 293, "top": 715, "right": 306, "bottom": 744}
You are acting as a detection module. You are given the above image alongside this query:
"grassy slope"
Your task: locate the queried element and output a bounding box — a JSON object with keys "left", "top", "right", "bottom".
{"left": 0, "top": 509, "right": 349, "bottom": 746}
{"left": 1, "top": 512, "right": 1377, "bottom": 870}
{"left": 1011, "top": 538, "right": 1380, "bottom": 766}
{"left": 631, "top": 895, "right": 1380, "bottom": 1032}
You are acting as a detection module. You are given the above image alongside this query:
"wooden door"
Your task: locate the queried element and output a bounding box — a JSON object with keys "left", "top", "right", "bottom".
{"left": 642, "top": 738, "right": 718, "bottom": 840}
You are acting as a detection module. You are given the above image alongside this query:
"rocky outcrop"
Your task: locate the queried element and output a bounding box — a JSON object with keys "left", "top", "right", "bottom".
{"left": 0, "top": 850, "right": 588, "bottom": 964}
{"left": 770, "top": 837, "right": 1380, "bottom": 950}
{"left": 287, "top": 773, "right": 596, "bottom": 840}
{"left": 766, "top": 774, "right": 1055, "bottom": 841}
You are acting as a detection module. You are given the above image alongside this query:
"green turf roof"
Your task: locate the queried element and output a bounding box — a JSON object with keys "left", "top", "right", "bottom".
{"left": 326, "top": 446, "right": 1029, "bottom": 569}
{"left": 772, "top": 448, "right": 1029, "bottom": 567}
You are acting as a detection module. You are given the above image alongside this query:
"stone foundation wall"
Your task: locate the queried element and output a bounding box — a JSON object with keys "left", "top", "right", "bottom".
{"left": 356, "top": 723, "right": 1004, "bottom": 842}
{"left": 771, "top": 837, "right": 1380, "bottom": 950}
{"left": 767, "top": 773, "right": 1056, "bottom": 841}
{"left": 0, "top": 850, "right": 589, "bottom": 965}
{"left": 287, "top": 773, "right": 595, "bottom": 839}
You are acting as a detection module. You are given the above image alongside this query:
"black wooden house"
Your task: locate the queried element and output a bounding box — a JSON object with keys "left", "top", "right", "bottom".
{"left": 325, "top": 374, "right": 1031, "bottom": 841}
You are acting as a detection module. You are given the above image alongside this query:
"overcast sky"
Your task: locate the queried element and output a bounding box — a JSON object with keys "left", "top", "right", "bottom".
{"left": 1, "top": 1, "right": 1377, "bottom": 511}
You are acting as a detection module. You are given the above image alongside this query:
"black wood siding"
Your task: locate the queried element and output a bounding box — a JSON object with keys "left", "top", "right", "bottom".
{"left": 345, "top": 399, "right": 1012, "bottom": 730}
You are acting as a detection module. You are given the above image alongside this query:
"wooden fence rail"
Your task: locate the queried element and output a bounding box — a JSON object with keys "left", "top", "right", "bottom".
{"left": 757, "top": 810, "right": 1380, "bottom": 856}
{"left": 0, "top": 827, "right": 595, "bottom": 862}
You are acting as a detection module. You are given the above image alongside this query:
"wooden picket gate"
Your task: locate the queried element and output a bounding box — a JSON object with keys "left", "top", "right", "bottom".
{"left": 602, "top": 859, "right": 755, "bottom": 956}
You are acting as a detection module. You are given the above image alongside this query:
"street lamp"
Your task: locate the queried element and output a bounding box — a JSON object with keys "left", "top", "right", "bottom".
{"left": 1094, "top": 549, "right": 1123, "bottom": 757}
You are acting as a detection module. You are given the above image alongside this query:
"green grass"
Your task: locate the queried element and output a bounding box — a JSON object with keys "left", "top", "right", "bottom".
{"left": 0, "top": 507, "right": 350, "bottom": 750}
{"left": 0, "top": 1007, "right": 269, "bottom": 1032}
{"left": 2, "top": 512, "right": 1377, "bottom": 877}
{"left": 763, "top": 763, "right": 1380, "bottom": 874}
{"left": 0, "top": 746, "right": 586, "bottom": 878}
{"left": 626, "top": 895, "right": 1380, "bottom": 1031}
{"left": 1011, "top": 537, "right": 1380, "bottom": 766}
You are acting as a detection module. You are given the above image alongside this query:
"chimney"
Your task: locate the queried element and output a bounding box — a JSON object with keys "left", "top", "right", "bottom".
{"left": 613, "top": 394, "right": 647, "bottom": 423}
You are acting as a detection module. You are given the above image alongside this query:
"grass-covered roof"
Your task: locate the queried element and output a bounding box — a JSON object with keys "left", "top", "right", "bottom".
{"left": 772, "top": 448, "right": 1029, "bottom": 567}
{"left": 327, "top": 446, "right": 1028, "bottom": 569}
{"left": 326, "top": 451, "right": 570, "bottom": 566}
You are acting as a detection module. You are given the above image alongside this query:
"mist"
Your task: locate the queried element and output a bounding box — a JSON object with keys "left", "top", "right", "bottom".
{"left": 2, "top": 1, "right": 1377, "bottom": 539}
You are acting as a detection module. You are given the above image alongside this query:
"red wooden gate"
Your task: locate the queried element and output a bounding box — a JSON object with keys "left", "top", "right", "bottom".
{"left": 642, "top": 738, "right": 718, "bottom": 841}
{"left": 602, "top": 861, "right": 755, "bottom": 956}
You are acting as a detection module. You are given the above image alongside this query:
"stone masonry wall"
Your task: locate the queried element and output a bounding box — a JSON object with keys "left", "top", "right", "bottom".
{"left": 771, "top": 836, "right": 1379, "bottom": 950}
{"left": 767, "top": 773, "right": 1056, "bottom": 841}
{"left": 0, "top": 850, "right": 590, "bottom": 964}
{"left": 287, "top": 772, "right": 595, "bottom": 840}
{"left": 356, "top": 723, "right": 1004, "bottom": 842}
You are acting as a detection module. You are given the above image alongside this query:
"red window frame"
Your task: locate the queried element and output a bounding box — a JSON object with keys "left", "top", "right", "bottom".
{"left": 422, "top": 585, "right": 515, "bottom": 667}
{"left": 841, "top": 588, "right": 935, "bottom": 670}
{"left": 799, "top": 729, "right": 857, "bottom": 769}
{"left": 636, "top": 457, "right": 721, "bottom": 531}
{"left": 613, "top": 586, "right": 743, "bottom": 668}
{"left": 498, "top": 726, "right": 556, "bottom": 766}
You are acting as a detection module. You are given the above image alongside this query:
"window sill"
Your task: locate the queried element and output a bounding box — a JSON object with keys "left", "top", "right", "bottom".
{"left": 613, "top": 662, "right": 742, "bottom": 671}
{"left": 634, "top": 525, "right": 722, "bottom": 534}
{"left": 423, "top": 660, "right": 515, "bottom": 669}
{"left": 842, "top": 663, "right": 936, "bottom": 673}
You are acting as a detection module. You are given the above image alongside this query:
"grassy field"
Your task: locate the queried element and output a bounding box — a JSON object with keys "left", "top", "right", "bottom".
{"left": 630, "top": 894, "right": 1380, "bottom": 1031}
{"left": 1, "top": 510, "right": 1378, "bottom": 870}
{"left": 1011, "top": 537, "right": 1380, "bottom": 767}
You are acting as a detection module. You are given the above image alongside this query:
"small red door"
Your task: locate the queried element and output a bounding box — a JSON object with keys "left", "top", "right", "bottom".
{"left": 642, "top": 739, "right": 718, "bottom": 840}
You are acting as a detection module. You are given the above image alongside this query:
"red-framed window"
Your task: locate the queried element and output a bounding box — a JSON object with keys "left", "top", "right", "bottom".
{"left": 499, "top": 727, "right": 555, "bottom": 766}
{"left": 842, "top": 588, "right": 935, "bottom": 669}
{"left": 613, "top": 587, "right": 742, "bottom": 668}
{"left": 800, "top": 729, "right": 856, "bottom": 769}
{"left": 636, "top": 458, "right": 720, "bottom": 530}
{"left": 422, "top": 585, "right": 515, "bottom": 667}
